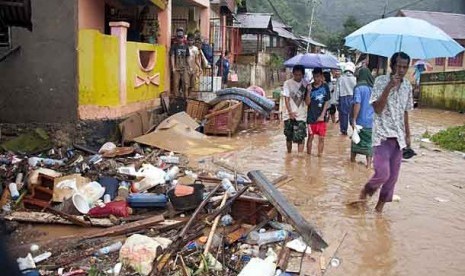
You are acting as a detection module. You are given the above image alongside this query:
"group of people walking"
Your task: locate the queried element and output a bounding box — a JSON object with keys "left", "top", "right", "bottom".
{"left": 282, "top": 52, "right": 413, "bottom": 213}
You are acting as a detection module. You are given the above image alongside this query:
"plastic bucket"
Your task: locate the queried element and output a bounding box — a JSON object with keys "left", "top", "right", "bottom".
{"left": 72, "top": 193, "right": 90, "bottom": 214}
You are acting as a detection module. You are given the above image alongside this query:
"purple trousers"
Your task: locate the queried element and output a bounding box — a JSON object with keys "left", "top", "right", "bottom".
{"left": 364, "top": 138, "right": 402, "bottom": 202}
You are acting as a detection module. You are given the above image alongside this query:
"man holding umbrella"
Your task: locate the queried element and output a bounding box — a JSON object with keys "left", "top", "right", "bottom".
{"left": 359, "top": 52, "right": 413, "bottom": 212}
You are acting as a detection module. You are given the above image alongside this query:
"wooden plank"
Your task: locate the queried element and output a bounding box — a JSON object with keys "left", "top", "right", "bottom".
{"left": 4, "top": 211, "right": 113, "bottom": 227}
{"left": 248, "top": 170, "right": 328, "bottom": 251}
{"left": 78, "top": 215, "right": 165, "bottom": 240}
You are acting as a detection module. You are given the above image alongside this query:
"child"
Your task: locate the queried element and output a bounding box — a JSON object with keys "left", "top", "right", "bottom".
{"left": 306, "top": 68, "right": 330, "bottom": 156}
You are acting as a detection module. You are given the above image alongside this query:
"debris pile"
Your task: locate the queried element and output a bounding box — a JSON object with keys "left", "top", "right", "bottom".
{"left": 0, "top": 115, "right": 327, "bottom": 276}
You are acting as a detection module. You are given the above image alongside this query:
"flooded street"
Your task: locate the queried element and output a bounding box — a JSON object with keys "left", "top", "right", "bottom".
{"left": 210, "top": 108, "right": 465, "bottom": 276}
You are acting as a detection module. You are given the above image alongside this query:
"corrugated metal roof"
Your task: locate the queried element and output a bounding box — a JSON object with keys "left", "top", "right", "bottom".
{"left": 235, "top": 13, "right": 272, "bottom": 29}
{"left": 0, "top": 0, "right": 32, "bottom": 31}
{"left": 298, "top": 36, "right": 326, "bottom": 48}
{"left": 398, "top": 10, "right": 465, "bottom": 40}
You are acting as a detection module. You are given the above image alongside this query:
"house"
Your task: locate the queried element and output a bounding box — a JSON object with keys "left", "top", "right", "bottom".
{"left": 396, "top": 10, "right": 465, "bottom": 112}
{"left": 0, "top": 0, "right": 211, "bottom": 124}
{"left": 397, "top": 10, "right": 465, "bottom": 72}
{"left": 210, "top": 0, "right": 240, "bottom": 62}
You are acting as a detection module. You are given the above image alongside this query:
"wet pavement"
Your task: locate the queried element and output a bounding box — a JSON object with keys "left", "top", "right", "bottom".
{"left": 210, "top": 108, "right": 465, "bottom": 276}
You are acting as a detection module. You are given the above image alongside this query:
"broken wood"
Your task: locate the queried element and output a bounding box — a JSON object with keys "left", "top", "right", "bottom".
{"left": 79, "top": 215, "right": 164, "bottom": 240}
{"left": 277, "top": 246, "right": 291, "bottom": 270}
{"left": 203, "top": 193, "right": 228, "bottom": 255}
{"left": 23, "top": 199, "right": 90, "bottom": 227}
{"left": 206, "top": 186, "right": 249, "bottom": 221}
{"left": 4, "top": 211, "right": 114, "bottom": 227}
{"left": 248, "top": 170, "right": 328, "bottom": 250}
{"left": 179, "top": 182, "right": 222, "bottom": 238}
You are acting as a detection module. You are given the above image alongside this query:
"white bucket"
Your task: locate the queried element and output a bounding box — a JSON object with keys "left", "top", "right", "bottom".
{"left": 72, "top": 193, "right": 90, "bottom": 214}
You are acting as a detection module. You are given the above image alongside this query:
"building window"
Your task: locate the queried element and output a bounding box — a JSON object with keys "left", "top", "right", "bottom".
{"left": 435, "top": 58, "right": 445, "bottom": 66}
{"left": 0, "top": 26, "right": 10, "bottom": 48}
{"left": 447, "top": 52, "right": 464, "bottom": 67}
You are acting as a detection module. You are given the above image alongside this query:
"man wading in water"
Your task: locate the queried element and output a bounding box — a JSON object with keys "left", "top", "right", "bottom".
{"left": 282, "top": 65, "right": 308, "bottom": 154}
{"left": 359, "top": 52, "right": 413, "bottom": 213}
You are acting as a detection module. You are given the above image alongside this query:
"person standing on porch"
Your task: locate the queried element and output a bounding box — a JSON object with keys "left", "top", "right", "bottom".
{"left": 187, "top": 33, "right": 202, "bottom": 98}
{"left": 334, "top": 62, "right": 356, "bottom": 135}
{"left": 306, "top": 68, "right": 330, "bottom": 157}
{"left": 350, "top": 67, "right": 375, "bottom": 168}
{"left": 282, "top": 65, "right": 308, "bottom": 154}
{"left": 359, "top": 52, "right": 413, "bottom": 213}
{"left": 170, "top": 28, "right": 190, "bottom": 98}
{"left": 216, "top": 51, "right": 230, "bottom": 88}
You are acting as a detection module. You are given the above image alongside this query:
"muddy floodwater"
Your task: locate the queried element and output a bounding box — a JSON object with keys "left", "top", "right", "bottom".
{"left": 209, "top": 108, "right": 465, "bottom": 276}
{"left": 13, "top": 108, "right": 464, "bottom": 275}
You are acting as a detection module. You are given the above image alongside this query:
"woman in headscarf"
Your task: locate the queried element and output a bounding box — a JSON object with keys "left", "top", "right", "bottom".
{"left": 351, "top": 67, "right": 375, "bottom": 168}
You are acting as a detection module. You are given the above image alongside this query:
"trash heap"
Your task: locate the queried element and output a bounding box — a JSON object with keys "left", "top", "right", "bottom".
{"left": 1, "top": 127, "right": 327, "bottom": 276}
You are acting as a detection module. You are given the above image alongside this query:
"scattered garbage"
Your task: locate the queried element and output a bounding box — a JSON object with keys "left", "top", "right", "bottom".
{"left": 0, "top": 114, "right": 328, "bottom": 276}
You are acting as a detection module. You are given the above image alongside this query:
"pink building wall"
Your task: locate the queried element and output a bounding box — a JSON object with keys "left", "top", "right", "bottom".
{"left": 78, "top": 0, "right": 105, "bottom": 32}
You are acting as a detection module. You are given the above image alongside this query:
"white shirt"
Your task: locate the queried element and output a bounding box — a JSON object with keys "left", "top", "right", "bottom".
{"left": 282, "top": 78, "right": 308, "bottom": 122}
{"left": 370, "top": 75, "right": 414, "bottom": 149}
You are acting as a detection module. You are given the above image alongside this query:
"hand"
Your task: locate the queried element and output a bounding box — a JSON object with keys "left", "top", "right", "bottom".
{"left": 389, "top": 74, "right": 401, "bottom": 90}
{"left": 289, "top": 112, "right": 297, "bottom": 120}
{"left": 317, "top": 115, "right": 324, "bottom": 122}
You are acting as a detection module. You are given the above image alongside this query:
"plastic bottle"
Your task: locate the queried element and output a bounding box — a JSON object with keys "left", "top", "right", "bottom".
{"left": 165, "top": 166, "right": 180, "bottom": 182}
{"left": 9, "top": 183, "right": 20, "bottom": 200}
{"left": 221, "top": 178, "right": 236, "bottom": 195}
{"left": 15, "top": 173, "right": 24, "bottom": 190}
{"left": 115, "top": 181, "right": 130, "bottom": 201}
{"left": 247, "top": 230, "right": 288, "bottom": 246}
{"left": 28, "top": 157, "right": 65, "bottom": 167}
{"left": 33, "top": 252, "right": 52, "bottom": 263}
{"left": 217, "top": 171, "right": 235, "bottom": 181}
{"left": 160, "top": 156, "right": 180, "bottom": 164}
{"left": 94, "top": 241, "right": 123, "bottom": 256}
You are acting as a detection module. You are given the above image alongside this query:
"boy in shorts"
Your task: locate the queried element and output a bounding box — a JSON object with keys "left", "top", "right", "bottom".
{"left": 282, "top": 65, "right": 308, "bottom": 154}
{"left": 306, "top": 68, "right": 330, "bottom": 156}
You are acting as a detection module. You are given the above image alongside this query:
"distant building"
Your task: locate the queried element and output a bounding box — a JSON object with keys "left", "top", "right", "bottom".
{"left": 397, "top": 10, "right": 465, "bottom": 72}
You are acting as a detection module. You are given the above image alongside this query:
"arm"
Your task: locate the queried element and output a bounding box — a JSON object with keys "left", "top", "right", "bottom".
{"left": 284, "top": 97, "right": 296, "bottom": 120}
{"left": 171, "top": 55, "right": 176, "bottom": 72}
{"left": 352, "top": 103, "right": 361, "bottom": 126}
{"left": 404, "top": 111, "right": 411, "bottom": 147}
{"left": 305, "top": 85, "right": 311, "bottom": 106}
{"left": 352, "top": 87, "right": 361, "bottom": 126}
{"left": 318, "top": 101, "right": 330, "bottom": 121}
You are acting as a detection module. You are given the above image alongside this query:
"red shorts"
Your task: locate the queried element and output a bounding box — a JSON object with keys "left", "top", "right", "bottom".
{"left": 308, "top": 122, "right": 327, "bottom": 137}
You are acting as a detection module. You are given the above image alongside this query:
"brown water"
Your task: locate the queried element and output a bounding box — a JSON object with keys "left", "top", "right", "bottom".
{"left": 14, "top": 109, "right": 465, "bottom": 275}
{"left": 209, "top": 108, "right": 465, "bottom": 276}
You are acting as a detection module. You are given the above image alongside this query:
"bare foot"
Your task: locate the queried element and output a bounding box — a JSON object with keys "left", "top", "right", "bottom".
{"left": 375, "top": 201, "right": 385, "bottom": 213}
{"left": 359, "top": 188, "right": 368, "bottom": 200}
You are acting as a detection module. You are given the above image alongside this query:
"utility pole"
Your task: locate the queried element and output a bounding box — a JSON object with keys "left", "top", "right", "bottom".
{"left": 306, "top": 0, "right": 316, "bottom": 53}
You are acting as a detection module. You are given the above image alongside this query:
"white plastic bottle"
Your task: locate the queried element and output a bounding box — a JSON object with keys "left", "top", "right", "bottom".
{"left": 9, "top": 183, "right": 20, "bottom": 200}
{"left": 95, "top": 241, "right": 123, "bottom": 256}
{"left": 247, "top": 230, "right": 288, "bottom": 246}
{"left": 221, "top": 178, "right": 236, "bottom": 195}
{"left": 165, "top": 166, "right": 180, "bottom": 182}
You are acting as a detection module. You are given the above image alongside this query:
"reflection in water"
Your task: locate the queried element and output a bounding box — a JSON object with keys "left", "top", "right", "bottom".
{"left": 211, "top": 109, "right": 465, "bottom": 276}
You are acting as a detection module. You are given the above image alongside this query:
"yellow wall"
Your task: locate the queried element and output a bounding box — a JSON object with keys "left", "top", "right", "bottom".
{"left": 126, "top": 41, "right": 166, "bottom": 104}
{"left": 79, "top": 30, "right": 120, "bottom": 106}
{"left": 78, "top": 29, "right": 166, "bottom": 108}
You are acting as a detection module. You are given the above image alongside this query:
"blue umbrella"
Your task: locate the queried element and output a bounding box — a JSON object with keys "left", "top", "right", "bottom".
{"left": 284, "top": 53, "right": 340, "bottom": 69}
{"left": 345, "top": 17, "right": 464, "bottom": 59}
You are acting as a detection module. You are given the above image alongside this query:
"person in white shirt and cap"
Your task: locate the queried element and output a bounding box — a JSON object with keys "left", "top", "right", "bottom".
{"left": 334, "top": 62, "right": 357, "bottom": 135}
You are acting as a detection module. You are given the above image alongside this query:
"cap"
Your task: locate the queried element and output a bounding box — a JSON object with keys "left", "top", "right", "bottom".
{"left": 344, "top": 62, "right": 356, "bottom": 73}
